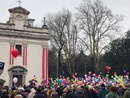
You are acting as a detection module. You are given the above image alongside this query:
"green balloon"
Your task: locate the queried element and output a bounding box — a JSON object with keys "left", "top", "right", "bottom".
{"left": 106, "top": 74, "right": 109, "bottom": 77}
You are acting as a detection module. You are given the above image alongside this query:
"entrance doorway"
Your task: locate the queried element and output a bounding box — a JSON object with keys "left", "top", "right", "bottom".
{"left": 13, "top": 75, "right": 22, "bottom": 86}
{"left": 8, "top": 66, "right": 28, "bottom": 87}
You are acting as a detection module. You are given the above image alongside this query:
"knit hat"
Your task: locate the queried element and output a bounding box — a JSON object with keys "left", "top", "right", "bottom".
{"left": 15, "top": 94, "right": 23, "bottom": 98}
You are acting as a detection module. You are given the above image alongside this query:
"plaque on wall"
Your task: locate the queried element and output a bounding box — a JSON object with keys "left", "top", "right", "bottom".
{"left": 0, "top": 62, "right": 5, "bottom": 74}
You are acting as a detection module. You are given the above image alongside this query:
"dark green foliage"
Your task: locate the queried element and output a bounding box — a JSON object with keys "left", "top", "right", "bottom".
{"left": 103, "top": 31, "right": 130, "bottom": 74}
{"left": 74, "top": 50, "right": 90, "bottom": 76}
{"left": 48, "top": 48, "right": 57, "bottom": 78}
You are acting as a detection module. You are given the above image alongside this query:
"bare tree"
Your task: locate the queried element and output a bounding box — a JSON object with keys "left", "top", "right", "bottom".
{"left": 63, "top": 23, "right": 79, "bottom": 74}
{"left": 47, "top": 9, "right": 79, "bottom": 75}
{"left": 76, "top": 0, "right": 123, "bottom": 72}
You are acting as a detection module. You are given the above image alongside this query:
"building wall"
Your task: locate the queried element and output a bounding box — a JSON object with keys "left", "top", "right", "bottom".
{"left": 0, "top": 39, "right": 10, "bottom": 86}
{"left": 26, "top": 44, "right": 43, "bottom": 85}
{"left": 0, "top": 6, "right": 49, "bottom": 86}
{"left": 0, "top": 37, "right": 48, "bottom": 86}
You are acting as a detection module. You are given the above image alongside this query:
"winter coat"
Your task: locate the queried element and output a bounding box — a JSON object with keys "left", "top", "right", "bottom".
{"left": 1, "top": 91, "right": 9, "bottom": 98}
{"left": 123, "top": 87, "right": 130, "bottom": 98}
{"left": 89, "top": 89, "right": 99, "bottom": 98}
{"left": 50, "top": 91, "right": 59, "bottom": 98}
{"left": 73, "top": 88, "right": 86, "bottom": 98}
{"left": 60, "top": 91, "right": 73, "bottom": 98}
{"left": 56, "top": 87, "right": 63, "bottom": 97}
{"left": 98, "top": 87, "right": 109, "bottom": 98}
{"left": 33, "top": 92, "right": 45, "bottom": 98}
{"left": 28, "top": 88, "right": 36, "bottom": 98}
{"left": 60, "top": 91, "right": 75, "bottom": 98}
{"left": 105, "top": 92, "right": 120, "bottom": 98}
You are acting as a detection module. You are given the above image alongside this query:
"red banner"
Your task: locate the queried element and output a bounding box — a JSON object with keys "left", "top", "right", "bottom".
{"left": 9, "top": 44, "right": 14, "bottom": 65}
{"left": 42, "top": 48, "right": 48, "bottom": 86}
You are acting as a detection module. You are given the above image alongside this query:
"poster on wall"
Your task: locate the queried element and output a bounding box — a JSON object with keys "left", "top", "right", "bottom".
{"left": 0, "top": 62, "right": 5, "bottom": 74}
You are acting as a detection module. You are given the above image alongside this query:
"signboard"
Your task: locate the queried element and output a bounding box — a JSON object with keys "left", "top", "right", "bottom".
{"left": 0, "top": 62, "right": 5, "bottom": 74}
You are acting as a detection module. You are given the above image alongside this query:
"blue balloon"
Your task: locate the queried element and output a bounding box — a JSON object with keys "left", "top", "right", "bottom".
{"left": 58, "top": 79, "right": 62, "bottom": 85}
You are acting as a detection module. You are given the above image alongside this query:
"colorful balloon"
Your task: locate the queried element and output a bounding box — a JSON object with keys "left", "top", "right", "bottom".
{"left": 11, "top": 48, "right": 18, "bottom": 58}
{"left": 13, "top": 77, "right": 18, "bottom": 83}
{"left": 106, "top": 66, "right": 111, "bottom": 71}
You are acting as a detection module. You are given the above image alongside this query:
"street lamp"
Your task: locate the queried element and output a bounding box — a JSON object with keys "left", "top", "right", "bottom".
{"left": 56, "top": 52, "right": 58, "bottom": 78}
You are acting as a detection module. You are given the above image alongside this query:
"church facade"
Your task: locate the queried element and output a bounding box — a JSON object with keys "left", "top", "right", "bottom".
{"left": 0, "top": 6, "right": 49, "bottom": 87}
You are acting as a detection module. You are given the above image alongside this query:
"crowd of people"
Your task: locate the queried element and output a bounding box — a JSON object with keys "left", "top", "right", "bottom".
{"left": 0, "top": 72, "right": 130, "bottom": 98}
{"left": 0, "top": 82, "right": 130, "bottom": 98}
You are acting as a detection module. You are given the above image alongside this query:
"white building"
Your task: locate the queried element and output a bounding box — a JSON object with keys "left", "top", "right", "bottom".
{"left": 0, "top": 6, "right": 49, "bottom": 87}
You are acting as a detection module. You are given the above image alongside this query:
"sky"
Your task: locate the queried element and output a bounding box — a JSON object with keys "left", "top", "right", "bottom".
{"left": 0, "top": 0, "right": 130, "bottom": 33}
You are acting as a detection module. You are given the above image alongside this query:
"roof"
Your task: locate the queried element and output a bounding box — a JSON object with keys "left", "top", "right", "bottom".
{"left": 8, "top": 6, "right": 30, "bottom": 15}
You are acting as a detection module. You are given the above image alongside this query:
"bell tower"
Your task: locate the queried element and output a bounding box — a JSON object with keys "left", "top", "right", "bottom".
{"left": 8, "top": 6, "right": 35, "bottom": 30}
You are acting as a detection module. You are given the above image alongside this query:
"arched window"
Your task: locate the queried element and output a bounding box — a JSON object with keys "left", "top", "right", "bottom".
{"left": 15, "top": 15, "right": 23, "bottom": 21}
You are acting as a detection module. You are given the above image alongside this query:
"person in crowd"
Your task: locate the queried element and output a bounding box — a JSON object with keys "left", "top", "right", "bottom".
{"left": 118, "top": 86, "right": 125, "bottom": 98}
{"left": 98, "top": 83, "right": 109, "bottom": 98}
{"left": 60, "top": 86, "right": 73, "bottom": 98}
{"left": 87, "top": 85, "right": 99, "bottom": 98}
{"left": 46, "top": 88, "right": 52, "bottom": 98}
{"left": 71, "top": 85, "right": 77, "bottom": 95}
{"left": 123, "top": 85, "right": 130, "bottom": 98}
{"left": 56, "top": 85, "right": 64, "bottom": 97}
{"left": 105, "top": 86, "right": 120, "bottom": 98}
{"left": 50, "top": 90, "right": 59, "bottom": 98}
{"left": 73, "top": 86, "right": 86, "bottom": 98}
{"left": 33, "top": 88, "right": 46, "bottom": 98}
{"left": 10, "top": 90, "right": 18, "bottom": 98}
{"left": 42, "top": 88, "right": 48, "bottom": 98}
{"left": 83, "top": 84, "right": 90, "bottom": 98}
{"left": 14, "top": 94, "right": 23, "bottom": 98}
{"left": 28, "top": 88, "right": 36, "bottom": 98}
{"left": 23, "top": 86, "right": 31, "bottom": 97}
{"left": 94, "top": 86, "right": 99, "bottom": 94}
{"left": 17, "top": 87, "right": 26, "bottom": 98}
{"left": 1, "top": 89, "right": 9, "bottom": 98}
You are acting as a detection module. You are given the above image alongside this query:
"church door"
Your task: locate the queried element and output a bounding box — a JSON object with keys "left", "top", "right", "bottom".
{"left": 8, "top": 66, "right": 28, "bottom": 87}
{"left": 13, "top": 75, "right": 22, "bottom": 87}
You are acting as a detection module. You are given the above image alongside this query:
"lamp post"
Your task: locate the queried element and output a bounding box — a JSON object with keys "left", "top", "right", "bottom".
{"left": 56, "top": 53, "right": 58, "bottom": 78}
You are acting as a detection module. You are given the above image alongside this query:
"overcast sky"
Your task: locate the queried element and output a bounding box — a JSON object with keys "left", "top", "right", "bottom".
{"left": 0, "top": 0, "right": 130, "bottom": 32}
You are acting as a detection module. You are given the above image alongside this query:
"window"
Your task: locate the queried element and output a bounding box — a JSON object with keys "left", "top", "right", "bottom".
{"left": 15, "top": 44, "right": 22, "bottom": 56}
